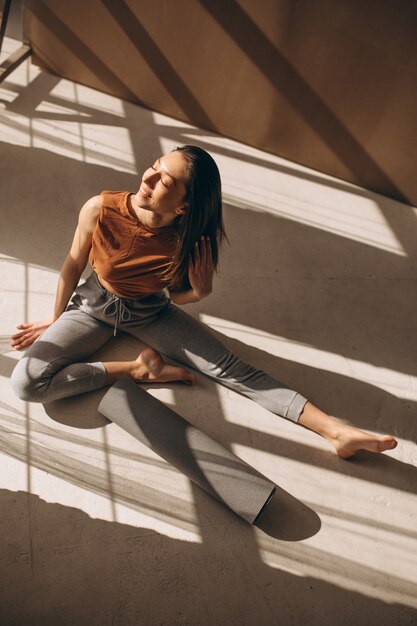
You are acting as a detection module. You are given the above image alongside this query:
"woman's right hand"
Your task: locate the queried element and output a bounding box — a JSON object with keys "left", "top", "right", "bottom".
{"left": 11, "top": 319, "right": 55, "bottom": 351}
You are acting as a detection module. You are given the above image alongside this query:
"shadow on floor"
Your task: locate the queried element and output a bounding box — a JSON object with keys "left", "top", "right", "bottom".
{"left": 0, "top": 489, "right": 415, "bottom": 626}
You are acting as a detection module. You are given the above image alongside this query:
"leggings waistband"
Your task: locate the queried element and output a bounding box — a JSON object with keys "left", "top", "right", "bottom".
{"left": 68, "top": 272, "right": 170, "bottom": 335}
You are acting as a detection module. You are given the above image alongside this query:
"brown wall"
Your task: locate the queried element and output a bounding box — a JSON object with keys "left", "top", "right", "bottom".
{"left": 24, "top": 0, "right": 417, "bottom": 205}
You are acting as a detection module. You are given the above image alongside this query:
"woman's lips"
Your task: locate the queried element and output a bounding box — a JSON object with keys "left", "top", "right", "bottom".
{"left": 138, "top": 186, "right": 151, "bottom": 199}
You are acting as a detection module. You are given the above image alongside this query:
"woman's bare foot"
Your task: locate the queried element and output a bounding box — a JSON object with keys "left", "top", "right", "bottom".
{"left": 130, "top": 348, "right": 196, "bottom": 385}
{"left": 298, "top": 401, "right": 398, "bottom": 459}
{"left": 329, "top": 423, "right": 398, "bottom": 459}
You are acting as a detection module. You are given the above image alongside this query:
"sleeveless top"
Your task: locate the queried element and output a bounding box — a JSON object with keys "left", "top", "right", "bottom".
{"left": 89, "top": 191, "right": 177, "bottom": 299}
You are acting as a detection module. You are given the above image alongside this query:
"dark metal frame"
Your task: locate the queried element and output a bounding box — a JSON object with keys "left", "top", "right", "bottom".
{"left": 0, "top": 0, "right": 31, "bottom": 82}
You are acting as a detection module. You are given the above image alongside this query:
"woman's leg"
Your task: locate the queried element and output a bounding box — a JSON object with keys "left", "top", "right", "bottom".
{"left": 128, "top": 305, "right": 308, "bottom": 421}
{"left": 127, "top": 305, "right": 397, "bottom": 458}
{"left": 11, "top": 308, "right": 196, "bottom": 404}
{"left": 297, "top": 402, "right": 397, "bottom": 458}
{"left": 11, "top": 309, "right": 113, "bottom": 403}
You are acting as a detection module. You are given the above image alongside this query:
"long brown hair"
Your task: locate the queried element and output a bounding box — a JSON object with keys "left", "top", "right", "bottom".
{"left": 162, "top": 145, "right": 228, "bottom": 291}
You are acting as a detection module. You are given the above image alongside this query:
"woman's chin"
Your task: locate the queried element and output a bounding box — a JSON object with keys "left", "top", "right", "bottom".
{"left": 133, "top": 194, "right": 151, "bottom": 210}
{"left": 134, "top": 192, "right": 145, "bottom": 203}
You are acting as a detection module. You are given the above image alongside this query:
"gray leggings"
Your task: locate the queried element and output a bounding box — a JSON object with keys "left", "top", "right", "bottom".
{"left": 11, "top": 272, "right": 308, "bottom": 422}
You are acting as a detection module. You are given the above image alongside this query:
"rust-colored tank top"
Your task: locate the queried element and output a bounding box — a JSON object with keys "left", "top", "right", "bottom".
{"left": 89, "top": 191, "right": 177, "bottom": 299}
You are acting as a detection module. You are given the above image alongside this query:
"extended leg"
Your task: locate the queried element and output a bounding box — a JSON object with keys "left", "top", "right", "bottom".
{"left": 129, "top": 305, "right": 398, "bottom": 458}
{"left": 127, "top": 305, "right": 308, "bottom": 422}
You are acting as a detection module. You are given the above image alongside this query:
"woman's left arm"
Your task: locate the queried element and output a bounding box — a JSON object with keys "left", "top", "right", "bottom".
{"left": 169, "top": 237, "right": 214, "bottom": 305}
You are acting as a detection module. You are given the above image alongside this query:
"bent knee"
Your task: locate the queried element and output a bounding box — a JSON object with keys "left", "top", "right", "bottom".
{"left": 11, "top": 358, "right": 49, "bottom": 402}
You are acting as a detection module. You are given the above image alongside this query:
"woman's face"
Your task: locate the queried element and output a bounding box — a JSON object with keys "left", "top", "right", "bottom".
{"left": 134, "top": 151, "right": 188, "bottom": 217}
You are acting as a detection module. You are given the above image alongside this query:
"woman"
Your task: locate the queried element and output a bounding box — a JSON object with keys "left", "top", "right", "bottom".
{"left": 11, "top": 145, "right": 397, "bottom": 459}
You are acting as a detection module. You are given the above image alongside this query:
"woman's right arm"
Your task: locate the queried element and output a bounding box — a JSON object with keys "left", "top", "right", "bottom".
{"left": 11, "top": 195, "right": 102, "bottom": 350}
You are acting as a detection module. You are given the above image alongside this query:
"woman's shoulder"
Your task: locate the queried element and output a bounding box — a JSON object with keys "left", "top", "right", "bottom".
{"left": 78, "top": 191, "right": 130, "bottom": 229}
{"left": 77, "top": 195, "right": 103, "bottom": 234}
{"left": 80, "top": 194, "right": 103, "bottom": 217}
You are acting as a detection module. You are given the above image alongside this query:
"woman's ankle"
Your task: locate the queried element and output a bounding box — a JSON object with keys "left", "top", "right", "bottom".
{"left": 298, "top": 401, "right": 339, "bottom": 440}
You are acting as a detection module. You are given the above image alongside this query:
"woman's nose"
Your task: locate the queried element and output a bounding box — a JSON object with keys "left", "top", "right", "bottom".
{"left": 143, "top": 168, "right": 158, "bottom": 187}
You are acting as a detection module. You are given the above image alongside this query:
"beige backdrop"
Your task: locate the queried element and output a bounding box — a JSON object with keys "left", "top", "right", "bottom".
{"left": 24, "top": 0, "right": 417, "bottom": 205}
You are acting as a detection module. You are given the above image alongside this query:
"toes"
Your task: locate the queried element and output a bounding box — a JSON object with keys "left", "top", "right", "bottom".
{"left": 165, "top": 366, "right": 196, "bottom": 384}
{"left": 378, "top": 437, "right": 397, "bottom": 452}
{"left": 183, "top": 371, "right": 197, "bottom": 385}
{"left": 335, "top": 433, "right": 398, "bottom": 459}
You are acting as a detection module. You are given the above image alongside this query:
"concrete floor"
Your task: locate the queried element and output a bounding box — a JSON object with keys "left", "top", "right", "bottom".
{"left": 1, "top": 33, "right": 417, "bottom": 626}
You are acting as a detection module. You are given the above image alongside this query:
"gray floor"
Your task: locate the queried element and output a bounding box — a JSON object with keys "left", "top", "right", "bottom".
{"left": 1, "top": 34, "right": 416, "bottom": 626}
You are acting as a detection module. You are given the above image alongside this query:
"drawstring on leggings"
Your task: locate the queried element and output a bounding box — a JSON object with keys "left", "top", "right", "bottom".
{"left": 103, "top": 296, "right": 132, "bottom": 336}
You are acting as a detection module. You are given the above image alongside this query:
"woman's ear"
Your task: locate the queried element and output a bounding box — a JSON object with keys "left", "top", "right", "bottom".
{"left": 175, "top": 204, "right": 187, "bottom": 215}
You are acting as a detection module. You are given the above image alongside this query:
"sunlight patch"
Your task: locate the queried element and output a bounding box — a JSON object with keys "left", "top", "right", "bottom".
{"left": 200, "top": 314, "right": 417, "bottom": 400}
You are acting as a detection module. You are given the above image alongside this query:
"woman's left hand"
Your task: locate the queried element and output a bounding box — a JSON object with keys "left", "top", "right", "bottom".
{"left": 188, "top": 236, "right": 214, "bottom": 300}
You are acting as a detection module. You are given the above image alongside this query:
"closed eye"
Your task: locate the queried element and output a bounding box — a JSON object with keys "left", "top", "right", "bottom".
{"left": 151, "top": 164, "right": 169, "bottom": 188}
